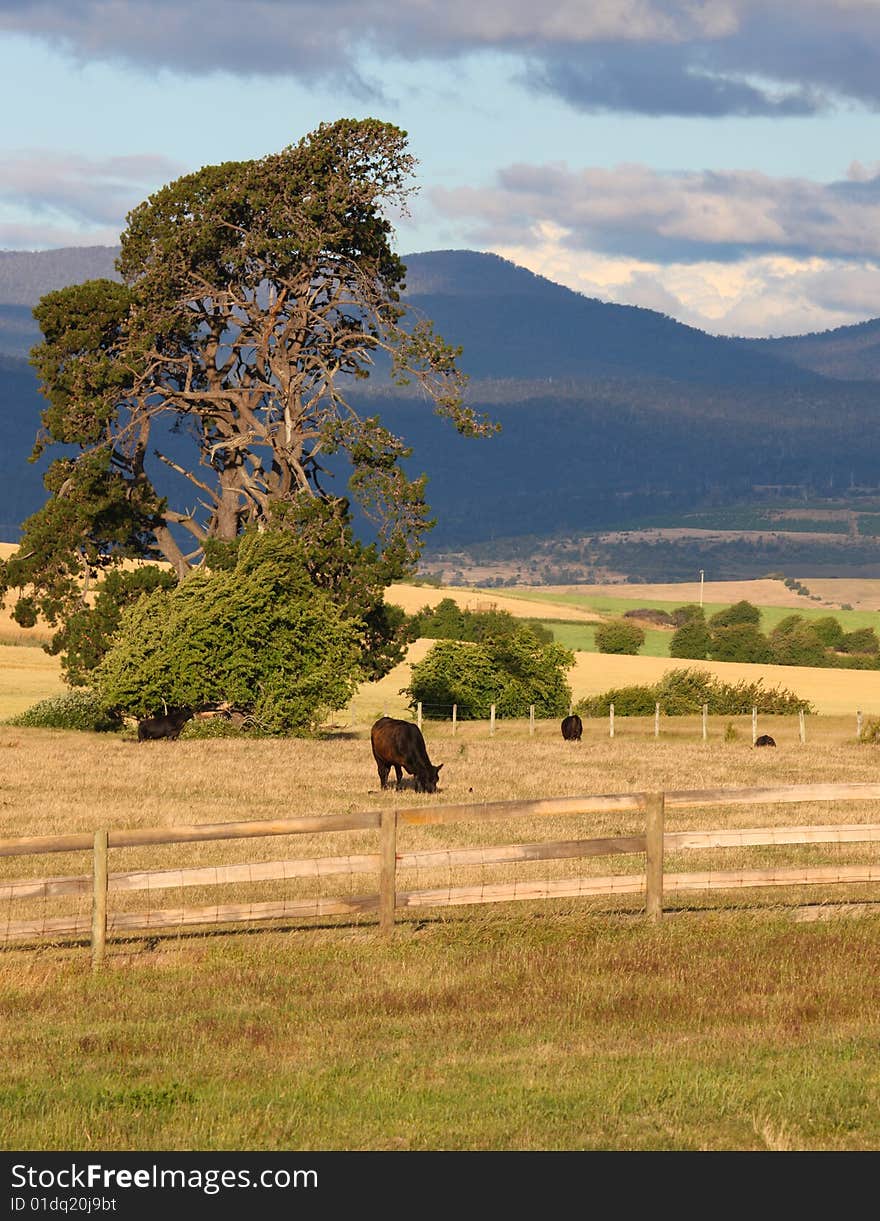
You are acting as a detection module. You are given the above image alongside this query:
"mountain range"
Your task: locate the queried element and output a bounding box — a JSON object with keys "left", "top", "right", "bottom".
{"left": 2, "top": 245, "right": 880, "bottom": 551}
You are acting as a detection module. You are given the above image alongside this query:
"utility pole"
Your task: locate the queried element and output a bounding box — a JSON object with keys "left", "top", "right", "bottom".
{"left": 699, "top": 569, "right": 705, "bottom": 608}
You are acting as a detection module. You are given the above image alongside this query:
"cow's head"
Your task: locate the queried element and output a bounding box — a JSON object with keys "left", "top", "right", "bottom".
{"left": 418, "top": 763, "right": 443, "bottom": 794}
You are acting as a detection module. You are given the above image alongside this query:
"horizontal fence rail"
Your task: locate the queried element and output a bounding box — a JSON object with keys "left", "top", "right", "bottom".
{"left": 2, "top": 783, "right": 880, "bottom": 961}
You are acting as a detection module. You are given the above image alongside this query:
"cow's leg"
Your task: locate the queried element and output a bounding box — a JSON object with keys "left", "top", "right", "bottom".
{"left": 394, "top": 764, "right": 404, "bottom": 790}
{"left": 377, "top": 761, "right": 391, "bottom": 789}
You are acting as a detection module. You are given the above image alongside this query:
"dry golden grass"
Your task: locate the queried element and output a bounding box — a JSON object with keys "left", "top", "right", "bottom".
{"left": 532, "top": 577, "right": 845, "bottom": 608}
{"left": 343, "top": 636, "right": 880, "bottom": 721}
{"left": 2, "top": 720, "right": 880, "bottom": 1151}
{"left": 806, "top": 578, "right": 880, "bottom": 610}
{"left": 569, "top": 651, "right": 880, "bottom": 718}
{"left": 386, "top": 582, "right": 604, "bottom": 622}
{"left": 2, "top": 716, "right": 880, "bottom": 920}
{"left": 0, "top": 643, "right": 66, "bottom": 718}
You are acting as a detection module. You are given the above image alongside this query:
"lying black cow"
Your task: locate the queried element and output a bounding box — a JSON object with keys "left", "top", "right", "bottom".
{"left": 754, "top": 734, "right": 776, "bottom": 747}
{"left": 561, "top": 714, "right": 583, "bottom": 741}
{"left": 137, "top": 707, "right": 195, "bottom": 741}
{"left": 371, "top": 716, "right": 443, "bottom": 793}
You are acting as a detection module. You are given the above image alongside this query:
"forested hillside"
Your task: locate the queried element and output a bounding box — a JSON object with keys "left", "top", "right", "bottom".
{"left": 2, "top": 245, "right": 880, "bottom": 572}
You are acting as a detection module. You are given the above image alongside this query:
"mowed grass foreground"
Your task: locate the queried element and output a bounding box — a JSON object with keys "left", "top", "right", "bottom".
{"left": 2, "top": 720, "right": 880, "bottom": 1150}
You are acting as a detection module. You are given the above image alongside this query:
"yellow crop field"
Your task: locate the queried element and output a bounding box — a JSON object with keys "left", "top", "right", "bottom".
{"left": 385, "top": 582, "right": 604, "bottom": 622}
{"left": 0, "top": 644, "right": 66, "bottom": 719}
{"left": 342, "top": 639, "right": 880, "bottom": 722}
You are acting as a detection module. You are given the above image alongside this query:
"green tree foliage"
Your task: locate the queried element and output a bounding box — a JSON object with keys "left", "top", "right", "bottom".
{"left": 46, "top": 565, "right": 178, "bottom": 686}
{"left": 577, "top": 667, "right": 813, "bottom": 717}
{"left": 96, "top": 532, "right": 361, "bottom": 734}
{"left": 670, "top": 608, "right": 710, "bottom": 659}
{"left": 839, "top": 627, "right": 880, "bottom": 655}
{"left": 404, "top": 627, "right": 574, "bottom": 720}
{"left": 708, "top": 623, "right": 773, "bottom": 663}
{"left": 594, "top": 619, "right": 645, "bottom": 655}
{"left": 669, "top": 603, "right": 705, "bottom": 627}
{"left": 811, "top": 616, "right": 845, "bottom": 648}
{"left": 707, "top": 600, "right": 761, "bottom": 629}
{"left": 1, "top": 118, "right": 496, "bottom": 680}
{"left": 768, "top": 616, "right": 830, "bottom": 667}
{"left": 408, "top": 597, "right": 552, "bottom": 644}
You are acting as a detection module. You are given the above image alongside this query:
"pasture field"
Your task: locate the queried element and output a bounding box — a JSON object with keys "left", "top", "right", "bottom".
{"left": 482, "top": 584, "right": 880, "bottom": 637}
{"left": 1, "top": 720, "right": 880, "bottom": 1150}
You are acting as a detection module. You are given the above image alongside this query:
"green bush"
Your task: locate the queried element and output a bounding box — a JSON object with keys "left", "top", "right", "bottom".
{"left": 769, "top": 618, "right": 829, "bottom": 667}
{"left": 812, "top": 616, "right": 844, "bottom": 648}
{"left": 669, "top": 604, "right": 704, "bottom": 627}
{"left": 179, "top": 716, "right": 249, "bottom": 740}
{"left": 655, "top": 668, "right": 717, "bottom": 714}
{"left": 404, "top": 627, "right": 574, "bottom": 720}
{"left": 48, "top": 566, "right": 178, "bottom": 687}
{"left": 96, "top": 531, "right": 361, "bottom": 735}
{"left": 670, "top": 615, "right": 710, "bottom": 659}
{"left": 8, "top": 690, "right": 122, "bottom": 732}
{"left": 708, "top": 623, "right": 772, "bottom": 664}
{"left": 839, "top": 628, "right": 880, "bottom": 655}
{"left": 708, "top": 600, "right": 761, "bottom": 629}
{"left": 577, "top": 685, "right": 657, "bottom": 716}
{"left": 594, "top": 619, "right": 645, "bottom": 655}
{"left": 408, "top": 598, "right": 552, "bottom": 644}
{"left": 576, "top": 667, "right": 813, "bottom": 719}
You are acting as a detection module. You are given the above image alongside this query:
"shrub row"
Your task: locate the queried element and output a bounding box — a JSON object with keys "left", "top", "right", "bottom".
{"left": 576, "top": 667, "right": 814, "bottom": 717}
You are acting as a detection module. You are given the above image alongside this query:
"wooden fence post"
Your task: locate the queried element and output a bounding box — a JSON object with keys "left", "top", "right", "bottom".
{"left": 799, "top": 709, "right": 805, "bottom": 744}
{"left": 609, "top": 703, "right": 615, "bottom": 739}
{"left": 417, "top": 702, "right": 422, "bottom": 730}
{"left": 654, "top": 703, "right": 660, "bottom": 738}
{"left": 452, "top": 704, "right": 457, "bottom": 736}
{"left": 702, "top": 704, "right": 708, "bottom": 742}
{"left": 645, "top": 792, "right": 665, "bottom": 922}
{"left": 857, "top": 710, "right": 863, "bottom": 739}
{"left": 752, "top": 707, "right": 758, "bottom": 746}
{"left": 379, "top": 808, "right": 398, "bottom": 938}
{"left": 91, "top": 828, "right": 108, "bottom": 970}
{"left": 490, "top": 704, "right": 496, "bottom": 736}
{"left": 529, "top": 705, "right": 535, "bottom": 736}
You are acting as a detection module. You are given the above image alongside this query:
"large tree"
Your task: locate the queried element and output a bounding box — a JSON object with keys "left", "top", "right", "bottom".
{"left": 1, "top": 118, "right": 495, "bottom": 674}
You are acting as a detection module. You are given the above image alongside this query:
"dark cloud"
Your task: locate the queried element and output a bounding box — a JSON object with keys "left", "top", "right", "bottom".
{"left": 524, "top": 43, "right": 823, "bottom": 117}
{"left": 1, "top": 2, "right": 880, "bottom": 117}
{"left": 433, "top": 161, "right": 880, "bottom": 263}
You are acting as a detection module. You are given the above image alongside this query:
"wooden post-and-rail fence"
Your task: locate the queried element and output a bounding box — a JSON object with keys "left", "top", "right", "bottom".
{"left": 2, "top": 782, "right": 880, "bottom": 966}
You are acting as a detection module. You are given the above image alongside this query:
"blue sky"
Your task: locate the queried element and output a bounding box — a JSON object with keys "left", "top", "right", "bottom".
{"left": 2, "top": 1, "right": 880, "bottom": 337}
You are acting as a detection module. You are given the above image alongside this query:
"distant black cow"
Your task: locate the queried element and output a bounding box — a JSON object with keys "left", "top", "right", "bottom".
{"left": 370, "top": 717, "right": 443, "bottom": 793}
{"left": 561, "top": 714, "right": 583, "bottom": 741}
{"left": 137, "top": 707, "right": 195, "bottom": 741}
{"left": 754, "top": 734, "right": 776, "bottom": 747}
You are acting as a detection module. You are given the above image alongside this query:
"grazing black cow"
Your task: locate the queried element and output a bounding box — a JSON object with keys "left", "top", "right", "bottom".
{"left": 137, "top": 707, "right": 195, "bottom": 741}
{"left": 754, "top": 734, "right": 776, "bottom": 747}
{"left": 561, "top": 714, "right": 583, "bottom": 741}
{"left": 370, "top": 717, "right": 443, "bottom": 793}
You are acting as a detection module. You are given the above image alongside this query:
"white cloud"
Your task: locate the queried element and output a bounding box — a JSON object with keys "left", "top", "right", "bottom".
{"left": 434, "top": 161, "right": 880, "bottom": 262}
{"left": 0, "top": 150, "right": 184, "bottom": 249}
{"left": 486, "top": 234, "right": 880, "bottom": 336}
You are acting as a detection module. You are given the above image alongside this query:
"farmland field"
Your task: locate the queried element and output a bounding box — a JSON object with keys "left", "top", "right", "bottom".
{"left": 1, "top": 719, "right": 880, "bottom": 1151}
{"left": 3, "top": 566, "right": 880, "bottom": 1150}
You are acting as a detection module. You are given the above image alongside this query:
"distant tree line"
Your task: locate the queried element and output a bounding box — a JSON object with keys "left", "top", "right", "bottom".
{"left": 591, "top": 599, "right": 880, "bottom": 669}
{"left": 408, "top": 598, "right": 553, "bottom": 644}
